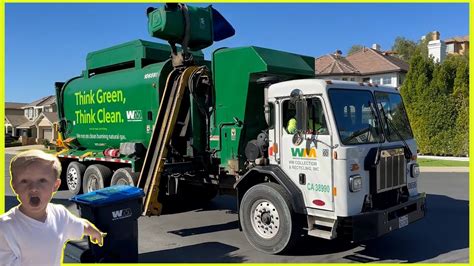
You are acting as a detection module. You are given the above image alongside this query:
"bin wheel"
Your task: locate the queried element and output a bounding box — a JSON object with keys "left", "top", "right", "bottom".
{"left": 83, "top": 164, "right": 112, "bottom": 193}
{"left": 239, "top": 182, "right": 300, "bottom": 254}
{"left": 66, "top": 162, "right": 86, "bottom": 195}
{"left": 111, "top": 168, "right": 138, "bottom": 186}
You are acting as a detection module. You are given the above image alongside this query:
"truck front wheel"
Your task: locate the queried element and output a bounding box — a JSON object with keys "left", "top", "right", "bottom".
{"left": 66, "top": 162, "right": 86, "bottom": 195}
{"left": 83, "top": 165, "right": 112, "bottom": 193}
{"left": 239, "top": 182, "right": 300, "bottom": 254}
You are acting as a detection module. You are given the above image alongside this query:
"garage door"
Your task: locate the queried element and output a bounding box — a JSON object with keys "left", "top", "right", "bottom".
{"left": 43, "top": 128, "right": 52, "bottom": 140}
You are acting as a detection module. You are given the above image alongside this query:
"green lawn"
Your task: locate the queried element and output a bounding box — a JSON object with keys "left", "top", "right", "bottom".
{"left": 417, "top": 158, "right": 469, "bottom": 167}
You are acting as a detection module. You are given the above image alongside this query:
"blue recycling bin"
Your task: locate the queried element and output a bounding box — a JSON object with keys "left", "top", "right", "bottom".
{"left": 71, "top": 185, "right": 145, "bottom": 263}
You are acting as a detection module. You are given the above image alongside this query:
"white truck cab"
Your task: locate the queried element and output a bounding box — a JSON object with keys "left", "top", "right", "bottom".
{"left": 236, "top": 79, "right": 425, "bottom": 254}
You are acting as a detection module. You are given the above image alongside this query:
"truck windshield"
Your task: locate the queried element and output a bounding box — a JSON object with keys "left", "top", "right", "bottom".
{"left": 374, "top": 91, "right": 414, "bottom": 141}
{"left": 328, "top": 89, "right": 383, "bottom": 145}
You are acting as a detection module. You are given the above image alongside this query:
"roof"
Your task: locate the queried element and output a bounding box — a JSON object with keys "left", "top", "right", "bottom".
{"left": 17, "top": 120, "right": 36, "bottom": 129}
{"left": 5, "top": 114, "right": 28, "bottom": 127}
{"left": 23, "top": 95, "right": 56, "bottom": 108}
{"left": 316, "top": 48, "right": 409, "bottom": 77}
{"left": 29, "top": 112, "right": 58, "bottom": 125}
{"left": 346, "top": 48, "right": 409, "bottom": 75}
{"left": 42, "top": 112, "right": 58, "bottom": 123}
{"left": 445, "top": 35, "right": 469, "bottom": 43}
{"left": 315, "top": 54, "right": 360, "bottom": 75}
{"left": 5, "top": 102, "right": 28, "bottom": 109}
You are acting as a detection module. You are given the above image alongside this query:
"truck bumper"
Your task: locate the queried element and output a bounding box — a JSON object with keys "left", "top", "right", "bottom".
{"left": 339, "top": 193, "right": 426, "bottom": 242}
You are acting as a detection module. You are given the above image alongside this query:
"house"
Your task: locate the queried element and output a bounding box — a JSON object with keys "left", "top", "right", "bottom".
{"left": 12, "top": 95, "right": 59, "bottom": 144}
{"left": 427, "top": 31, "right": 469, "bottom": 63}
{"left": 315, "top": 44, "right": 409, "bottom": 88}
{"left": 445, "top": 35, "right": 469, "bottom": 56}
{"left": 5, "top": 102, "right": 28, "bottom": 137}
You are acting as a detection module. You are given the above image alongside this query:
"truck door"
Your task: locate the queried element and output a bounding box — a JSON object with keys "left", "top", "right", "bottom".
{"left": 279, "top": 97, "right": 334, "bottom": 211}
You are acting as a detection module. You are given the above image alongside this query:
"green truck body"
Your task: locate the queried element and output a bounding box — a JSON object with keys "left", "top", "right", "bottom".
{"left": 58, "top": 41, "right": 315, "bottom": 172}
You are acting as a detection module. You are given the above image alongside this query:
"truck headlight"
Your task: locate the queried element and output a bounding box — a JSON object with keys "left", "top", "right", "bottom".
{"left": 349, "top": 175, "right": 362, "bottom": 192}
{"left": 410, "top": 163, "right": 420, "bottom": 178}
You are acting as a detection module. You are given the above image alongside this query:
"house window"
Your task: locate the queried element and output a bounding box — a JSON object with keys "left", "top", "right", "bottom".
{"left": 342, "top": 77, "right": 348, "bottom": 81}
{"left": 372, "top": 78, "right": 380, "bottom": 85}
{"left": 446, "top": 43, "right": 454, "bottom": 54}
{"left": 382, "top": 77, "right": 391, "bottom": 85}
{"left": 362, "top": 78, "right": 370, "bottom": 83}
{"left": 28, "top": 109, "right": 33, "bottom": 119}
{"left": 350, "top": 78, "right": 355, "bottom": 81}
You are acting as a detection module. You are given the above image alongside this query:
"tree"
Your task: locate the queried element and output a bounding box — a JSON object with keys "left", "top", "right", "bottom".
{"left": 392, "top": 37, "right": 417, "bottom": 62}
{"left": 414, "top": 32, "right": 434, "bottom": 60}
{"left": 347, "top": 45, "right": 364, "bottom": 56}
{"left": 452, "top": 56, "right": 469, "bottom": 156}
{"left": 402, "top": 47, "right": 469, "bottom": 156}
{"left": 400, "top": 52, "right": 434, "bottom": 154}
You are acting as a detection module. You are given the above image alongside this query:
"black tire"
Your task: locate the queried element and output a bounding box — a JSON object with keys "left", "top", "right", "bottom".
{"left": 239, "top": 182, "right": 300, "bottom": 254}
{"left": 110, "top": 168, "right": 138, "bottom": 186}
{"left": 66, "top": 162, "right": 86, "bottom": 195}
{"left": 83, "top": 164, "right": 112, "bottom": 193}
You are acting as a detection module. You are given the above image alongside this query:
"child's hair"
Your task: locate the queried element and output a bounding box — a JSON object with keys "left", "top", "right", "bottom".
{"left": 10, "top": 149, "right": 62, "bottom": 181}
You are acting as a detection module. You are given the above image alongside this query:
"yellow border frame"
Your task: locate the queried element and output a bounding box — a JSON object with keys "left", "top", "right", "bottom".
{"left": 1, "top": 1, "right": 471, "bottom": 266}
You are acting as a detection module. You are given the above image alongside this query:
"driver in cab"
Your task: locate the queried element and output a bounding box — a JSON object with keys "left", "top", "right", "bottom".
{"left": 286, "top": 100, "right": 327, "bottom": 135}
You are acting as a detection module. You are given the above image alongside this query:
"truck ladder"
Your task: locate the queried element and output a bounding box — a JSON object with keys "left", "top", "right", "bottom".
{"left": 137, "top": 66, "right": 199, "bottom": 216}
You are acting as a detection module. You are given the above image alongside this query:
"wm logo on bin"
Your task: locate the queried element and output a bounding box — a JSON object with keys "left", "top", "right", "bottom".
{"left": 112, "top": 208, "right": 132, "bottom": 220}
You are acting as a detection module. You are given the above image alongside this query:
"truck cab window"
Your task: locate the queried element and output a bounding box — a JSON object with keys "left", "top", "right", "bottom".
{"left": 328, "top": 89, "right": 383, "bottom": 145}
{"left": 307, "top": 98, "right": 329, "bottom": 135}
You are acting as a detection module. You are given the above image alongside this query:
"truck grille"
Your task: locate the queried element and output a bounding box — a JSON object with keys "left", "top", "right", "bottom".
{"left": 376, "top": 148, "right": 406, "bottom": 193}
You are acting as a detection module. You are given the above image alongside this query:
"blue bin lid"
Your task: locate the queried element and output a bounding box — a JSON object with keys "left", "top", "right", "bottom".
{"left": 70, "top": 185, "right": 145, "bottom": 207}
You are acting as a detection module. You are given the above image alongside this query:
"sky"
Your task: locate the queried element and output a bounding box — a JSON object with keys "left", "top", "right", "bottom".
{"left": 5, "top": 3, "right": 469, "bottom": 103}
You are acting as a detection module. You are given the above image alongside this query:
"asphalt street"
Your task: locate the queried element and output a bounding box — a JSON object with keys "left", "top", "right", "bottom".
{"left": 2, "top": 153, "right": 469, "bottom": 263}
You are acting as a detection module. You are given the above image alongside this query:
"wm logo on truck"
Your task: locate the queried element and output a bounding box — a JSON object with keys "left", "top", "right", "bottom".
{"left": 112, "top": 208, "right": 132, "bottom": 220}
{"left": 291, "top": 147, "right": 317, "bottom": 158}
{"left": 126, "top": 110, "right": 143, "bottom": 122}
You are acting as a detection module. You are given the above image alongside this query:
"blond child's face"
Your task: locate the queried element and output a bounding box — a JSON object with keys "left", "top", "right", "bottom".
{"left": 11, "top": 161, "right": 61, "bottom": 219}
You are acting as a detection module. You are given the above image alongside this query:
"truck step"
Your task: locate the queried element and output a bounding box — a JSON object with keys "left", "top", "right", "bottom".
{"left": 307, "top": 229, "right": 333, "bottom": 239}
{"left": 307, "top": 216, "right": 338, "bottom": 240}
{"left": 314, "top": 218, "right": 335, "bottom": 228}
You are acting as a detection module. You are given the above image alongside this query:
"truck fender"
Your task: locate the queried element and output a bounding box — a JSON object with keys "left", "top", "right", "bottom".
{"left": 234, "top": 165, "right": 307, "bottom": 228}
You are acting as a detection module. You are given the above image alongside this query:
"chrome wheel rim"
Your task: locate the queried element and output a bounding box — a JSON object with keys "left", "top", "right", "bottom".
{"left": 87, "top": 174, "right": 99, "bottom": 192}
{"left": 116, "top": 178, "right": 128, "bottom": 185}
{"left": 250, "top": 200, "right": 280, "bottom": 239}
{"left": 67, "top": 168, "right": 78, "bottom": 190}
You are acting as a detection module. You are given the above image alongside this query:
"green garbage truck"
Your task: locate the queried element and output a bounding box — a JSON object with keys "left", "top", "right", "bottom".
{"left": 56, "top": 3, "right": 426, "bottom": 254}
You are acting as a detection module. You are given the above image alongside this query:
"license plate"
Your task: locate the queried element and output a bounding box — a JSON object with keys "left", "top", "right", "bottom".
{"left": 399, "top": 215, "right": 409, "bottom": 228}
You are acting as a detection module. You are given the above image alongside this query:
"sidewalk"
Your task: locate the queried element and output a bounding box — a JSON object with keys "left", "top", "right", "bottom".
{"left": 420, "top": 167, "right": 469, "bottom": 173}
{"left": 418, "top": 155, "right": 469, "bottom": 162}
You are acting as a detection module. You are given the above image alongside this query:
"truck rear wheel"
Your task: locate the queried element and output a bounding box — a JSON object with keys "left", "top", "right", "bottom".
{"left": 83, "top": 165, "right": 112, "bottom": 193}
{"left": 111, "top": 168, "right": 138, "bottom": 186}
{"left": 66, "top": 162, "right": 86, "bottom": 195}
{"left": 239, "top": 182, "right": 299, "bottom": 254}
